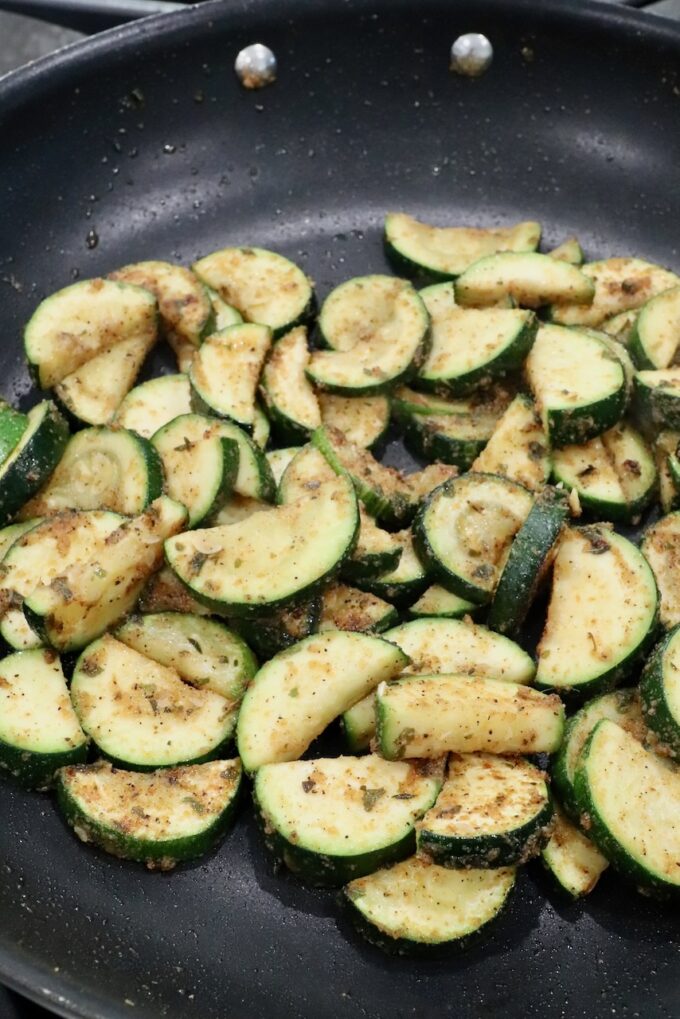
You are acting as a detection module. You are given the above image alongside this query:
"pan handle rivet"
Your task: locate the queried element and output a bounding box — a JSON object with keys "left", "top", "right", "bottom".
{"left": 235, "top": 44, "right": 277, "bottom": 89}
{"left": 450, "top": 33, "right": 493, "bottom": 77}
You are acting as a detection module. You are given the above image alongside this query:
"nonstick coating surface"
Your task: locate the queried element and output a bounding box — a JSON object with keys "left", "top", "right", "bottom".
{"left": 0, "top": 1, "right": 679, "bottom": 1016}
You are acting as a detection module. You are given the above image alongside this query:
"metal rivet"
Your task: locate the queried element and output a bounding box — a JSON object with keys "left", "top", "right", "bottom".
{"left": 235, "top": 44, "right": 277, "bottom": 90}
{"left": 450, "top": 33, "right": 493, "bottom": 78}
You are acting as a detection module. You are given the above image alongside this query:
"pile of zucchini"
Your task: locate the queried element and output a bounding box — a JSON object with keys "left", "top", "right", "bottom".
{"left": 0, "top": 215, "right": 679, "bottom": 954}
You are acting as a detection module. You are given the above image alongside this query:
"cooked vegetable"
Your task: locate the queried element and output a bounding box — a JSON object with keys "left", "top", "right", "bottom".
{"left": 455, "top": 253, "right": 595, "bottom": 309}
{"left": 189, "top": 323, "right": 272, "bottom": 430}
{"left": 342, "top": 508, "right": 403, "bottom": 583}
{"left": 109, "top": 260, "right": 214, "bottom": 351}
{"left": 639, "top": 627, "right": 680, "bottom": 757}
{"left": 407, "top": 584, "right": 477, "bottom": 620}
{"left": 550, "top": 258, "right": 679, "bottom": 328}
{"left": 471, "top": 393, "right": 550, "bottom": 491}
{"left": 0, "top": 401, "right": 69, "bottom": 527}
{"left": 629, "top": 285, "right": 680, "bottom": 370}
{"left": 113, "top": 374, "right": 193, "bottom": 439}
{"left": 0, "top": 403, "right": 27, "bottom": 465}
{"left": 231, "top": 597, "right": 321, "bottom": 660}
{"left": 634, "top": 368, "right": 680, "bottom": 430}
{"left": 548, "top": 238, "right": 584, "bottom": 265}
{"left": 655, "top": 431, "right": 680, "bottom": 513}
{"left": 266, "top": 446, "right": 302, "bottom": 486}
{"left": 261, "top": 326, "right": 321, "bottom": 441}
{"left": 641, "top": 511, "right": 680, "bottom": 629}
{"left": 318, "top": 583, "right": 398, "bottom": 634}
{"left": 318, "top": 393, "right": 390, "bottom": 450}
{"left": 541, "top": 805, "right": 608, "bottom": 898}
{"left": 357, "top": 528, "right": 428, "bottom": 606}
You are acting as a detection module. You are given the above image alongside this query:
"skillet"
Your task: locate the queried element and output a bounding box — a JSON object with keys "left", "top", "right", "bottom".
{"left": 0, "top": 0, "right": 678, "bottom": 1015}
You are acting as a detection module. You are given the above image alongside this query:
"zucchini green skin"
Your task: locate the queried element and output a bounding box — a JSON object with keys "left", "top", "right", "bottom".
{"left": 0, "top": 736, "right": 87, "bottom": 790}
{"left": 417, "top": 792, "right": 554, "bottom": 869}
{"left": 230, "top": 596, "right": 322, "bottom": 659}
{"left": 0, "top": 405, "right": 27, "bottom": 465}
{"left": 56, "top": 765, "right": 242, "bottom": 865}
{"left": 0, "top": 402, "right": 69, "bottom": 526}
{"left": 551, "top": 461, "right": 657, "bottom": 525}
{"left": 633, "top": 374, "right": 680, "bottom": 431}
{"left": 402, "top": 417, "right": 487, "bottom": 470}
{"left": 487, "top": 489, "right": 568, "bottom": 637}
{"left": 545, "top": 387, "right": 627, "bottom": 448}
{"left": 96, "top": 734, "right": 237, "bottom": 774}
{"left": 357, "top": 572, "right": 428, "bottom": 608}
{"left": 342, "top": 547, "right": 403, "bottom": 583}
{"left": 383, "top": 237, "right": 454, "bottom": 285}
{"left": 639, "top": 627, "right": 680, "bottom": 756}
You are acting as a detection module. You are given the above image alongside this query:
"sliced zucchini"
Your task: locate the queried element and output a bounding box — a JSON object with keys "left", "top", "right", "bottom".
{"left": 254, "top": 755, "right": 443, "bottom": 885}
{"left": 342, "top": 693, "right": 378, "bottom": 753}
{"left": 138, "top": 566, "right": 212, "bottom": 617}
{"left": 408, "top": 585, "right": 477, "bottom": 620}
{"left": 535, "top": 526, "right": 658, "bottom": 697}
{"left": 57, "top": 758, "right": 241, "bottom": 869}
{"left": 376, "top": 673, "right": 565, "bottom": 759}
{"left": 266, "top": 447, "right": 301, "bottom": 487}
{"left": 192, "top": 246, "right": 314, "bottom": 338}
{"left": 642, "top": 512, "right": 680, "bottom": 629}
{"left": 236, "top": 630, "right": 408, "bottom": 772}
{"left": 574, "top": 719, "right": 680, "bottom": 895}
{"left": 550, "top": 258, "right": 679, "bottom": 328}
{"left": 416, "top": 283, "right": 537, "bottom": 394}
{"left": 342, "top": 508, "right": 403, "bottom": 583}
{"left": 548, "top": 238, "right": 584, "bottom": 265}
{"left": 345, "top": 856, "right": 515, "bottom": 954}
{"left": 384, "top": 212, "right": 541, "bottom": 280}
{"left": 24, "top": 278, "right": 158, "bottom": 389}
{"left": 455, "top": 253, "right": 594, "bottom": 309}
{"left": 525, "top": 324, "right": 627, "bottom": 447}
{"left": 260, "top": 326, "right": 320, "bottom": 441}
{"left": 0, "top": 404, "right": 27, "bottom": 465}
{"left": 115, "top": 612, "right": 256, "bottom": 705}
{"left": 171, "top": 335, "right": 197, "bottom": 375}
{"left": 639, "top": 627, "right": 680, "bottom": 757}
{"left": 357, "top": 528, "right": 428, "bottom": 606}
{"left": 0, "top": 648, "right": 87, "bottom": 788}
{"left": 487, "top": 487, "right": 568, "bottom": 637}
{"left": 276, "top": 443, "right": 337, "bottom": 505}
{"left": 71, "top": 635, "right": 235, "bottom": 769}
{"left": 413, "top": 473, "right": 534, "bottom": 604}
{"left": 19, "top": 427, "right": 163, "bottom": 518}
{"left": 151, "top": 413, "right": 239, "bottom": 526}
{"left": 402, "top": 463, "right": 458, "bottom": 505}
{"left": 0, "top": 401, "right": 69, "bottom": 527}
{"left": 633, "top": 368, "right": 680, "bottom": 430}
{"left": 232, "top": 597, "right": 321, "bottom": 660}
{"left": 417, "top": 754, "right": 553, "bottom": 867}
{"left": 113, "top": 373, "right": 193, "bottom": 439}
{"left": 602, "top": 309, "right": 638, "bottom": 345}
{"left": 165, "top": 471, "right": 358, "bottom": 617}
{"left": 204, "top": 418, "right": 274, "bottom": 502}
{"left": 211, "top": 495, "right": 270, "bottom": 526}
{"left": 318, "top": 583, "right": 398, "bottom": 634}
{"left": 655, "top": 432, "right": 680, "bottom": 513}
{"left": 0, "top": 607, "right": 42, "bottom": 652}
{"left": 205, "top": 286, "right": 243, "bottom": 331}
{"left": 551, "top": 422, "right": 656, "bottom": 523}
{"left": 471, "top": 393, "right": 550, "bottom": 491}
{"left": 552, "top": 687, "right": 646, "bottom": 818}
{"left": 252, "top": 403, "right": 270, "bottom": 450}
{"left": 55, "top": 331, "right": 156, "bottom": 426}
{"left": 24, "top": 497, "right": 188, "bottom": 652}
{"left": 0, "top": 518, "right": 40, "bottom": 560}
{"left": 541, "top": 805, "right": 608, "bottom": 898}
{"left": 189, "top": 323, "right": 272, "bottom": 430}
{"left": 629, "top": 285, "right": 680, "bottom": 370}
{"left": 394, "top": 385, "right": 511, "bottom": 469}
{"left": 308, "top": 276, "right": 429, "bottom": 395}
{"left": 318, "top": 393, "right": 390, "bottom": 450}
{"left": 109, "top": 260, "right": 214, "bottom": 350}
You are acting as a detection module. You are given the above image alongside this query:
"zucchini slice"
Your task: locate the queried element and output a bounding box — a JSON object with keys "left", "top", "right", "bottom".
{"left": 357, "top": 528, "right": 428, "bottom": 606}
{"left": 642, "top": 512, "right": 680, "bottom": 629}
{"left": 308, "top": 276, "right": 429, "bottom": 395}
{"left": 376, "top": 673, "right": 565, "bottom": 759}
{"left": 416, "top": 283, "right": 537, "bottom": 394}
{"left": 266, "top": 446, "right": 301, "bottom": 487}
{"left": 408, "top": 585, "right": 477, "bottom": 620}
{"left": 550, "top": 258, "right": 679, "bottom": 328}
{"left": 0, "top": 648, "right": 87, "bottom": 788}
{"left": 24, "top": 497, "right": 188, "bottom": 652}
{"left": 384, "top": 212, "right": 541, "bottom": 280}
{"left": 138, "top": 566, "right": 212, "bottom": 618}
{"left": 471, "top": 393, "right": 550, "bottom": 491}
{"left": 192, "top": 246, "right": 314, "bottom": 338}
{"left": 276, "top": 442, "right": 339, "bottom": 505}
{"left": 0, "top": 518, "right": 41, "bottom": 560}
{"left": 342, "top": 508, "right": 403, "bottom": 583}
{"left": 0, "top": 403, "right": 27, "bottom": 465}
{"left": 165, "top": 471, "right": 358, "bottom": 617}
{"left": 254, "top": 755, "right": 443, "bottom": 885}
{"left": 487, "top": 487, "right": 568, "bottom": 637}
{"left": 551, "top": 422, "right": 656, "bottom": 523}
{"left": 455, "top": 252, "right": 594, "bottom": 309}
{"left": 541, "top": 805, "right": 608, "bottom": 899}
{"left": 0, "top": 607, "right": 42, "bottom": 652}
{"left": 19, "top": 427, "right": 163, "bottom": 518}
{"left": 655, "top": 432, "right": 680, "bottom": 513}
{"left": 525, "top": 324, "right": 627, "bottom": 447}
{"left": 629, "top": 285, "right": 680, "bottom": 370}
{"left": 402, "top": 463, "right": 458, "bottom": 505}
{"left": 413, "top": 473, "right": 534, "bottom": 604}
{"left": 211, "top": 495, "right": 270, "bottom": 526}
{"left": 24, "top": 278, "right": 158, "bottom": 389}
{"left": 57, "top": 758, "right": 241, "bottom": 869}
{"left": 0, "top": 401, "right": 69, "bottom": 526}
{"left": 417, "top": 754, "right": 553, "bottom": 867}
{"left": 602, "top": 309, "right": 638, "bottom": 345}
{"left": 109, "top": 260, "right": 214, "bottom": 350}
{"left": 236, "top": 630, "right": 408, "bottom": 772}
{"left": 342, "top": 693, "right": 378, "bottom": 753}
{"left": 574, "top": 719, "right": 680, "bottom": 895}
{"left": 113, "top": 373, "right": 193, "bottom": 439}
{"left": 260, "top": 326, "right": 321, "bottom": 441}
{"left": 318, "top": 393, "right": 390, "bottom": 450}
{"left": 633, "top": 368, "right": 680, "bottom": 430}
{"left": 152, "top": 414, "right": 239, "bottom": 526}
{"left": 345, "top": 856, "right": 515, "bottom": 954}
{"left": 253, "top": 403, "right": 271, "bottom": 450}
{"left": 548, "top": 238, "right": 584, "bottom": 265}
{"left": 189, "top": 323, "right": 272, "bottom": 430}
{"left": 318, "top": 583, "right": 398, "bottom": 634}
{"left": 115, "top": 612, "right": 257, "bottom": 705}
{"left": 535, "top": 526, "right": 658, "bottom": 697}
{"left": 394, "top": 385, "right": 511, "bottom": 469}
{"left": 55, "top": 331, "right": 156, "bottom": 426}
{"left": 232, "top": 597, "right": 321, "bottom": 660}
{"left": 205, "top": 286, "right": 243, "bottom": 331}
{"left": 71, "top": 635, "right": 235, "bottom": 769}
{"left": 639, "top": 627, "right": 680, "bottom": 756}
{"left": 552, "top": 687, "right": 646, "bottom": 818}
